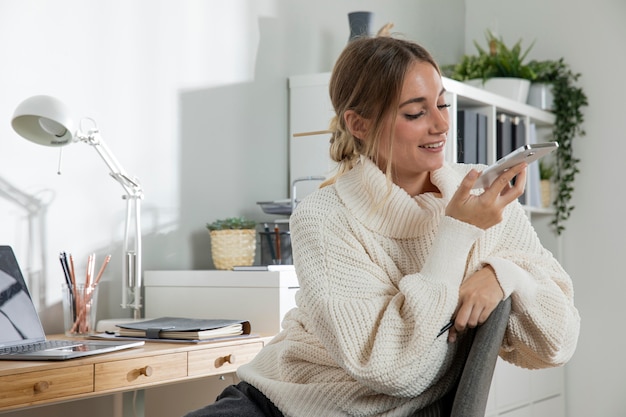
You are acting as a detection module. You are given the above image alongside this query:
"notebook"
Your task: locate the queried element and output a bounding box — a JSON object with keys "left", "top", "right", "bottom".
{"left": 0, "top": 245, "right": 144, "bottom": 360}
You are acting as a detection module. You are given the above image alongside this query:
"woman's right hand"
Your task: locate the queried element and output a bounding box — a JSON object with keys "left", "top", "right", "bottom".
{"left": 445, "top": 163, "right": 527, "bottom": 230}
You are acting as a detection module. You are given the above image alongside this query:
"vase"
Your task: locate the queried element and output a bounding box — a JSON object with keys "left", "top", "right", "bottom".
{"left": 466, "top": 78, "right": 531, "bottom": 103}
{"left": 348, "top": 11, "right": 373, "bottom": 42}
{"left": 540, "top": 180, "right": 552, "bottom": 208}
{"left": 527, "top": 83, "right": 554, "bottom": 110}
{"left": 209, "top": 229, "right": 256, "bottom": 270}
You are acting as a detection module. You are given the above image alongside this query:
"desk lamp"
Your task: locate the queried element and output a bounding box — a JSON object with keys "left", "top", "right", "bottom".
{"left": 11, "top": 95, "right": 144, "bottom": 319}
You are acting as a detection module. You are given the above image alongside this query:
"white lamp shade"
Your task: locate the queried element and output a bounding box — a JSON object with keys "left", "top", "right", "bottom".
{"left": 12, "top": 95, "right": 76, "bottom": 146}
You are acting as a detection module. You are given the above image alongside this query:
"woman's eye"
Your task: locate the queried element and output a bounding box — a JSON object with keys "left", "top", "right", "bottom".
{"left": 404, "top": 111, "right": 425, "bottom": 120}
{"left": 438, "top": 103, "right": 451, "bottom": 110}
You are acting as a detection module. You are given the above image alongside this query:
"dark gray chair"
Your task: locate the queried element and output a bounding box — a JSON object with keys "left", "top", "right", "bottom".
{"left": 450, "top": 297, "right": 512, "bottom": 417}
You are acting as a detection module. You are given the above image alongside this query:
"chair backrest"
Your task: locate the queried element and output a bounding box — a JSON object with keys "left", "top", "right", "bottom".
{"left": 450, "top": 297, "right": 511, "bottom": 417}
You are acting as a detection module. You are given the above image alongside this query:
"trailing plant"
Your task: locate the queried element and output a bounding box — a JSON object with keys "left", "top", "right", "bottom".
{"left": 206, "top": 216, "right": 257, "bottom": 231}
{"left": 444, "top": 30, "right": 588, "bottom": 234}
{"left": 443, "top": 30, "right": 536, "bottom": 82}
{"left": 528, "top": 58, "right": 588, "bottom": 234}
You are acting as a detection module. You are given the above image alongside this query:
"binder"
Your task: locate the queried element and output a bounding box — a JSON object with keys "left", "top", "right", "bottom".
{"left": 511, "top": 116, "right": 527, "bottom": 150}
{"left": 496, "top": 114, "right": 512, "bottom": 160}
{"left": 457, "top": 110, "right": 478, "bottom": 163}
{"left": 477, "top": 113, "right": 488, "bottom": 164}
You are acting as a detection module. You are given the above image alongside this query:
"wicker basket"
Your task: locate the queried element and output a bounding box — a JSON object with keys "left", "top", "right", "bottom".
{"left": 209, "top": 229, "right": 256, "bottom": 270}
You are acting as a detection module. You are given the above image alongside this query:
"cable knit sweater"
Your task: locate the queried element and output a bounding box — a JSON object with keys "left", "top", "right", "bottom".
{"left": 237, "top": 158, "right": 580, "bottom": 417}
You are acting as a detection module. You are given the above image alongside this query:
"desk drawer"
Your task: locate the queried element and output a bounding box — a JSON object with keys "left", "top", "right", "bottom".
{"left": 0, "top": 365, "right": 93, "bottom": 408}
{"left": 95, "top": 352, "right": 187, "bottom": 391}
{"left": 188, "top": 342, "right": 263, "bottom": 377}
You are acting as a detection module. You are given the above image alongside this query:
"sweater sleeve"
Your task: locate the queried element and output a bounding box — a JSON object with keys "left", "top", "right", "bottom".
{"left": 478, "top": 203, "right": 580, "bottom": 369}
{"left": 290, "top": 200, "right": 483, "bottom": 398}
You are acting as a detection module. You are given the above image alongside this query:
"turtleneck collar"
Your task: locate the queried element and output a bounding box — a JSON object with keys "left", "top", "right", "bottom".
{"left": 333, "top": 157, "right": 465, "bottom": 239}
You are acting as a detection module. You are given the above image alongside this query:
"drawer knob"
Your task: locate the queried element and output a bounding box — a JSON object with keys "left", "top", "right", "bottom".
{"left": 216, "top": 353, "right": 237, "bottom": 367}
{"left": 34, "top": 381, "right": 49, "bottom": 393}
{"left": 140, "top": 366, "right": 153, "bottom": 377}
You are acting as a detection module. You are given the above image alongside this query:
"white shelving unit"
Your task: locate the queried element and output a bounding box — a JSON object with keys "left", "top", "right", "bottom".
{"left": 288, "top": 73, "right": 565, "bottom": 417}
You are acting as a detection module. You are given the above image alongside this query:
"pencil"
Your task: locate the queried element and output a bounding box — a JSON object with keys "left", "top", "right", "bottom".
{"left": 94, "top": 254, "right": 111, "bottom": 286}
{"left": 69, "top": 254, "right": 77, "bottom": 288}
{"left": 274, "top": 225, "right": 281, "bottom": 264}
{"left": 59, "top": 252, "right": 71, "bottom": 287}
{"left": 292, "top": 129, "right": 332, "bottom": 137}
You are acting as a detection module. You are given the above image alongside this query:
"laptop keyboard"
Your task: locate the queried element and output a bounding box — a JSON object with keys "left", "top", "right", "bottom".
{"left": 0, "top": 339, "right": 81, "bottom": 355}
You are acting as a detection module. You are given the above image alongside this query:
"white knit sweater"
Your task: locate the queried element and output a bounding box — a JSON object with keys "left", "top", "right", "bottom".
{"left": 237, "top": 158, "right": 580, "bottom": 417}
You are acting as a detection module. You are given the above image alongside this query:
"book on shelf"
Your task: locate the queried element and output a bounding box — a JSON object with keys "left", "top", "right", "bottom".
{"left": 477, "top": 113, "right": 488, "bottom": 164}
{"left": 527, "top": 123, "right": 542, "bottom": 208}
{"left": 496, "top": 113, "right": 512, "bottom": 160}
{"left": 457, "top": 109, "right": 478, "bottom": 164}
{"left": 116, "top": 317, "right": 251, "bottom": 340}
{"left": 511, "top": 116, "right": 528, "bottom": 204}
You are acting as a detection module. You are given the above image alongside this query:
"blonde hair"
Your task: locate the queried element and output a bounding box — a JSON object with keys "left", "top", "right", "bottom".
{"left": 322, "top": 36, "right": 440, "bottom": 187}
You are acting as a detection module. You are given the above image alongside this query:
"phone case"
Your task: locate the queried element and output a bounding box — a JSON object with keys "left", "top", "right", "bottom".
{"left": 472, "top": 142, "right": 558, "bottom": 189}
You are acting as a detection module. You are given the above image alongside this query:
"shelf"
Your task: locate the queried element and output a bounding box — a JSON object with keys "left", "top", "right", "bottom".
{"left": 442, "top": 77, "right": 556, "bottom": 126}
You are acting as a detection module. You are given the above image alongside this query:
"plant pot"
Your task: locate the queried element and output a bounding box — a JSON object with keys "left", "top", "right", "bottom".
{"left": 540, "top": 180, "right": 552, "bottom": 208}
{"left": 466, "top": 78, "right": 531, "bottom": 103}
{"left": 527, "top": 82, "right": 554, "bottom": 110}
{"left": 209, "top": 229, "right": 256, "bottom": 270}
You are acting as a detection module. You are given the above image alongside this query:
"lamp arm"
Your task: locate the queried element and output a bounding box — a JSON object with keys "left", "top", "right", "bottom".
{"left": 77, "top": 128, "right": 143, "bottom": 318}
{"left": 77, "top": 130, "right": 143, "bottom": 199}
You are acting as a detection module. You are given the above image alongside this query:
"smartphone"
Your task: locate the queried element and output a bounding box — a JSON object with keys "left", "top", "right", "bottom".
{"left": 472, "top": 142, "right": 559, "bottom": 189}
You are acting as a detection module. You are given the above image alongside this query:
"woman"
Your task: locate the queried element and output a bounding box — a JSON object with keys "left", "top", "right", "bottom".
{"left": 185, "top": 36, "right": 580, "bottom": 417}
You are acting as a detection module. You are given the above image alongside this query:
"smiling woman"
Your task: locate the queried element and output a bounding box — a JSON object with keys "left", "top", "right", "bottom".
{"left": 184, "top": 35, "right": 580, "bottom": 417}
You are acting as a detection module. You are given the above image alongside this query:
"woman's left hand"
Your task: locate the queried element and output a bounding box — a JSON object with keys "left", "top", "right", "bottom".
{"left": 448, "top": 265, "right": 504, "bottom": 343}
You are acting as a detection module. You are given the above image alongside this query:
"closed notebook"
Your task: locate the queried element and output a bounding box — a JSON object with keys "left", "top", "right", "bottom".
{"left": 116, "top": 317, "right": 251, "bottom": 340}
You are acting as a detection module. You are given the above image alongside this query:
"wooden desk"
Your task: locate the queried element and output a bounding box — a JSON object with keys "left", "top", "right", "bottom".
{"left": 0, "top": 335, "right": 269, "bottom": 414}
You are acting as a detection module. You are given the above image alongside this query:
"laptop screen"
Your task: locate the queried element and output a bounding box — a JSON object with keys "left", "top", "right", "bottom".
{"left": 0, "top": 246, "right": 47, "bottom": 348}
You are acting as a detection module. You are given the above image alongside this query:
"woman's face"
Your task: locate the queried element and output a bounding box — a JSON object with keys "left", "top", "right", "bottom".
{"left": 377, "top": 61, "right": 449, "bottom": 185}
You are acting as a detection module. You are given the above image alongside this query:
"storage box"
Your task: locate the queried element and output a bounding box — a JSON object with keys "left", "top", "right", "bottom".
{"left": 144, "top": 269, "right": 299, "bottom": 336}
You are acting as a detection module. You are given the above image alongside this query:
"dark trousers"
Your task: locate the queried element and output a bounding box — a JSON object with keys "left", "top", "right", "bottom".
{"left": 182, "top": 381, "right": 452, "bottom": 417}
{"left": 183, "top": 382, "right": 284, "bottom": 417}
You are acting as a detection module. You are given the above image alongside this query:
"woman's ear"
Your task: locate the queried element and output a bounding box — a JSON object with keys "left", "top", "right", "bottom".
{"left": 344, "top": 110, "right": 370, "bottom": 141}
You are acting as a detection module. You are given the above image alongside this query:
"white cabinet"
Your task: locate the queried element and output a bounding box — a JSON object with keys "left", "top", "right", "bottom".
{"left": 289, "top": 72, "right": 564, "bottom": 417}
{"left": 144, "top": 269, "right": 299, "bottom": 336}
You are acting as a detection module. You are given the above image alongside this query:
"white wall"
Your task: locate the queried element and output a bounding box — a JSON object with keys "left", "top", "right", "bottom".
{"left": 3, "top": 0, "right": 620, "bottom": 415}
{"left": 465, "top": 1, "right": 626, "bottom": 416}
{"left": 0, "top": 2, "right": 464, "bottom": 416}
{"left": 0, "top": 0, "right": 464, "bottom": 330}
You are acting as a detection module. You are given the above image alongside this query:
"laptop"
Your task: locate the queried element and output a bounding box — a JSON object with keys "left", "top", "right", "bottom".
{"left": 0, "top": 245, "right": 144, "bottom": 360}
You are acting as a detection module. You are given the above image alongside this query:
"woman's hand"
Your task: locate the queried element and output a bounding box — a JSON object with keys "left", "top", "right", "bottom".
{"left": 445, "top": 163, "right": 527, "bottom": 230}
{"left": 448, "top": 265, "right": 504, "bottom": 343}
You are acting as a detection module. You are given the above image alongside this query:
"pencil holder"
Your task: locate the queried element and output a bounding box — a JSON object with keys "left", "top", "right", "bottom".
{"left": 62, "top": 284, "right": 99, "bottom": 336}
{"left": 259, "top": 230, "right": 292, "bottom": 265}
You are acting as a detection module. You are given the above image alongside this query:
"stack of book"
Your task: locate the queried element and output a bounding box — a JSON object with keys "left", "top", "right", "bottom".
{"left": 116, "top": 317, "right": 251, "bottom": 341}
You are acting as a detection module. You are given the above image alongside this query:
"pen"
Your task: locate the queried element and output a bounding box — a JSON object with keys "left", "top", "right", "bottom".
{"left": 436, "top": 319, "right": 454, "bottom": 338}
{"left": 264, "top": 223, "right": 276, "bottom": 261}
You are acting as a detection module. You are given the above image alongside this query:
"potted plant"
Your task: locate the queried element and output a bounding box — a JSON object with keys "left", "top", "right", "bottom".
{"left": 539, "top": 160, "right": 555, "bottom": 209}
{"left": 206, "top": 217, "right": 257, "bottom": 270}
{"left": 527, "top": 58, "right": 588, "bottom": 234}
{"left": 443, "top": 30, "right": 536, "bottom": 102}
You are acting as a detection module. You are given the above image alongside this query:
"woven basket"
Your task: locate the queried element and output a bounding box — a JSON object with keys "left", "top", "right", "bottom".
{"left": 210, "top": 229, "right": 256, "bottom": 270}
